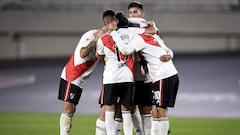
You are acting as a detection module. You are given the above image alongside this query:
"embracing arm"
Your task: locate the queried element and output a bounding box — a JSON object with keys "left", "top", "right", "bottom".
{"left": 143, "top": 21, "right": 159, "bottom": 35}
{"left": 80, "top": 29, "right": 104, "bottom": 58}
{"left": 154, "top": 35, "right": 174, "bottom": 62}
{"left": 160, "top": 48, "right": 173, "bottom": 62}
{"left": 95, "top": 52, "right": 105, "bottom": 61}
{"left": 95, "top": 36, "right": 105, "bottom": 61}
{"left": 80, "top": 40, "right": 97, "bottom": 58}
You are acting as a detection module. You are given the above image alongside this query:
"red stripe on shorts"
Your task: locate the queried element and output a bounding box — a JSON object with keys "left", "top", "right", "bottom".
{"left": 159, "top": 80, "right": 164, "bottom": 106}
{"left": 64, "top": 82, "right": 71, "bottom": 101}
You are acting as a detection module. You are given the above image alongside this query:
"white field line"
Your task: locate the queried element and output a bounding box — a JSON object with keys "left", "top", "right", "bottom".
{"left": 177, "top": 92, "right": 238, "bottom": 103}
{"left": 0, "top": 75, "right": 36, "bottom": 89}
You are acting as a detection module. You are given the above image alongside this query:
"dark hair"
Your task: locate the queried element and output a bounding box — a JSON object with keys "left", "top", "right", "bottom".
{"left": 116, "top": 12, "right": 129, "bottom": 28}
{"left": 128, "top": 1, "right": 143, "bottom": 10}
{"left": 102, "top": 9, "right": 115, "bottom": 18}
{"left": 128, "top": 22, "right": 140, "bottom": 27}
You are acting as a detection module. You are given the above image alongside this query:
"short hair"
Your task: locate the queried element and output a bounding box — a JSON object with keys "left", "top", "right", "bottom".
{"left": 128, "top": 1, "right": 143, "bottom": 10}
{"left": 102, "top": 9, "right": 116, "bottom": 18}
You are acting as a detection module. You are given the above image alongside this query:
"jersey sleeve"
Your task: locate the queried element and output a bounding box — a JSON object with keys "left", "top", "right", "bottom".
{"left": 128, "top": 18, "right": 148, "bottom": 28}
{"left": 96, "top": 37, "right": 105, "bottom": 56}
{"left": 130, "top": 34, "right": 168, "bottom": 58}
{"left": 78, "top": 30, "right": 96, "bottom": 48}
{"left": 111, "top": 31, "right": 135, "bottom": 55}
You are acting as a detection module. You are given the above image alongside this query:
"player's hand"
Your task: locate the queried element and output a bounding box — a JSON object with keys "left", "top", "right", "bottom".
{"left": 160, "top": 54, "right": 172, "bottom": 62}
{"left": 145, "top": 21, "right": 154, "bottom": 26}
{"left": 93, "top": 29, "right": 105, "bottom": 42}
{"left": 144, "top": 21, "right": 158, "bottom": 34}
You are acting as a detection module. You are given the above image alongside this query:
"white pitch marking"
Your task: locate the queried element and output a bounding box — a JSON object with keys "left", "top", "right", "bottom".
{"left": 177, "top": 92, "right": 238, "bottom": 103}
{"left": 0, "top": 75, "right": 36, "bottom": 89}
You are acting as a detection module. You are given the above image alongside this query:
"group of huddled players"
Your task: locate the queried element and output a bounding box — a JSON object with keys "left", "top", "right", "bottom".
{"left": 57, "top": 1, "right": 179, "bottom": 135}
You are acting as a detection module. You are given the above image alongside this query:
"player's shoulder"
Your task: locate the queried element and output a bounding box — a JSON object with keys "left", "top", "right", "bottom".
{"left": 80, "top": 29, "right": 97, "bottom": 41}
{"left": 83, "top": 29, "right": 97, "bottom": 36}
{"left": 117, "top": 28, "right": 128, "bottom": 33}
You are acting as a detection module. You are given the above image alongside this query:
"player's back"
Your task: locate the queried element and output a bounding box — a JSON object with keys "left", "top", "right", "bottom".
{"left": 130, "top": 34, "right": 178, "bottom": 82}
{"left": 98, "top": 32, "right": 134, "bottom": 84}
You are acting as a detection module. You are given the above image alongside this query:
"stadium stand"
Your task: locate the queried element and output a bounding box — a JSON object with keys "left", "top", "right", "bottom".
{"left": 0, "top": 0, "right": 239, "bottom": 12}
{"left": 0, "top": 0, "right": 239, "bottom": 59}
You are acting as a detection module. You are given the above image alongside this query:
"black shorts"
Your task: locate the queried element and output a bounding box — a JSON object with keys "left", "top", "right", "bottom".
{"left": 134, "top": 81, "right": 153, "bottom": 106}
{"left": 152, "top": 74, "right": 179, "bottom": 108}
{"left": 58, "top": 78, "right": 83, "bottom": 105}
{"left": 102, "top": 82, "right": 134, "bottom": 106}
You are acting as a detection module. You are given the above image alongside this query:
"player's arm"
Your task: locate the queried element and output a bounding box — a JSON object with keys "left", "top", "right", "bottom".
{"left": 128, "top": 18, "right": 158, "bottom": 35}
{"left": 154, "top": 35, "right": 174, "bottom": 62}
{"left": 160, "top": 53, "right": 172, "bottom": 62}
{"left": 143, "top": 21, "right": 159, "bottom": 35}
{"left": 80, "top": 40, "right": 96, "bottom": 58}
{"left": 95, "top": 37, "right": 105, "bottom": 61}
{"left": 129, "top": 21, "right": 158, "bottom": 35}
{"left": 95, "top": 52, "right": 105, "bottom": 60}
{"left": 161, "top": 45, "right": 173, "bottom": 62}
{"left": 80, "top": 29, "right": 104, "bottom": 58}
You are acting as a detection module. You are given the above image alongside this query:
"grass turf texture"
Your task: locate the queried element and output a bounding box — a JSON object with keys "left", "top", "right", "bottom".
{"left": 0, "top": 112, "right": 239, "bottom": 135}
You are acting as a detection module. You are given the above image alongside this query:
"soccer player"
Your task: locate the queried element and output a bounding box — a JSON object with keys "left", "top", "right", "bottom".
{"left": 96, "top": 9, "right": 135, "bottom": 135}
{"left": 127, "top": 1, "right": 156, "bottom": 135}
{"left": 57, "top": 27, "right": 104, "bottom": 135}
{"left": 114, "top": 27, "right": 179, "bottom": 135}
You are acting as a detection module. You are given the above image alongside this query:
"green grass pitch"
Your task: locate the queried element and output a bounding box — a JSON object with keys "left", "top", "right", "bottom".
{"left": 0, "top": 112, "right": 240, "bottom": 135}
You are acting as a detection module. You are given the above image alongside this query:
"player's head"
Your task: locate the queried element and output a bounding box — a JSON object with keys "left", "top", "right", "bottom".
{"left": 102, "top": 9, "right": 117, "bottom": 25}
{"left": 116, "top": 12, "right": 129, "bottom": 28}
{"left": 128, "top": 1, "right": 144, "bottom": 18}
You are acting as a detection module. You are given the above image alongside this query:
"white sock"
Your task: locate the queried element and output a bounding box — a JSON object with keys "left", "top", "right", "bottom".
{"left": 141, "top": 114, "right": 152, "bottom": 135}
{"left": 122, "top": 111, "right": 133, "bottom": 135}
{"left": 151, "top": 119, "right": 160, "bottom": 135}
{"left": 115, "top": 117, "right": 122, "bottom": 135}
{"left": 95, "top": 119, "right": 106, "bottom": 135}
{"left": 105, "top": 110, "right": 116, "bottom": 135}
{"left": 132, "top": 111, "right": 143, "bottom": 135}
{"left": 151, "top": 117, "right": 169, "bottom": 135}
{"left": 159, "top": 117, "right": 169, "bottom": 135}
{"left": 60, "top": 113, "right": 73, "bottom": 135}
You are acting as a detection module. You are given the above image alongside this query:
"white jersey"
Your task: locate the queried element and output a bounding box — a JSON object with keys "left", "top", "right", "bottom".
{"left": 116, "top": 33, "right": 178, "bottom": 82}
{"left": 61, "top": 29, "right": 99, "bottom": 88}
{"left": 97, "top": 28, "right": 144, "bottom": 84}
{"left": 117, "top": 28, "right": 152, "bottom": 82}
{"left": 117, "top": 27, "right": 144, "bottom": 44}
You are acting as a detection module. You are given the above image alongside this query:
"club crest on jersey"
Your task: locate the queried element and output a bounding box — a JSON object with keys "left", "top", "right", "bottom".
{"left": 70, "top": 93, "right": 75, "bottom": 99}
{"left": 85, "top": 38, "right": 90, "bottom": 42}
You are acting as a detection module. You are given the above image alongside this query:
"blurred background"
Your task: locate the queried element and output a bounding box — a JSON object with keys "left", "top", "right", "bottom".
{"left": 0, "top": 0, "right": 240, "bottom": 118}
